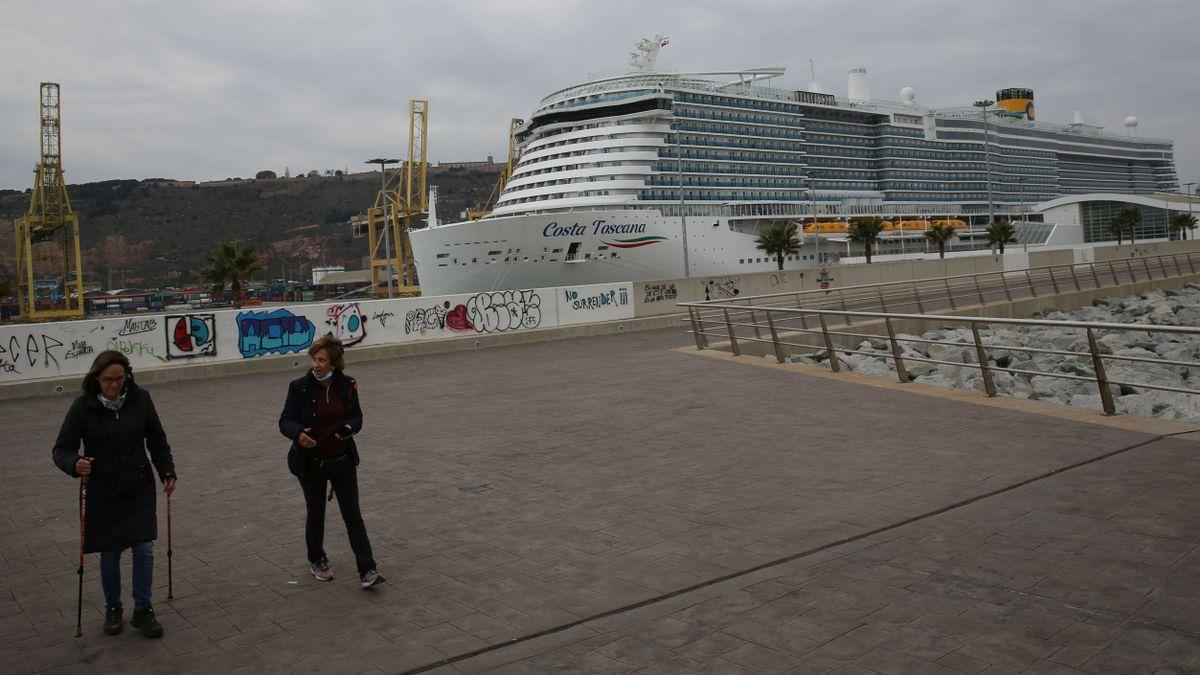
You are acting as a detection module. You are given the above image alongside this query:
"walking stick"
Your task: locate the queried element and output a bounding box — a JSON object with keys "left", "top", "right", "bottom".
{"left": 167, "top": 491, "right": 173, "bottom": 600}
{"left": 76, "top": 476, "right": 87, "bottom": 638}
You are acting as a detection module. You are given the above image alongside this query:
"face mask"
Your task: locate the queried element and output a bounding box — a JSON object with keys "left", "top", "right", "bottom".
{"left": 312, "top": 369, "right": 334, "bottom": 382}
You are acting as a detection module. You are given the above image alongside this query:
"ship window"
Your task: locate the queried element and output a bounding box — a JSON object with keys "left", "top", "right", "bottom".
{"left": 552, "top": 248, "right": 562, "bottom": 254}
{"left": 739, "top": 259, "right": 745, "bottom": 264}
{"left": 584, "top": 253, "right": 592, "bottom": 260}
{"left": 610, "top": 252, "right": 617, "bottom": 258}
{"left": 472, "top": 257, "right": 478, "bottom": 264}
{"left": 488, "top": 250, "right": 502, "bottom": 256}
{"left": 436, "top": 253, "right": 448, "bottom": 259}
{"left": 597, "top": 245, "right": 609, "bottom": 250}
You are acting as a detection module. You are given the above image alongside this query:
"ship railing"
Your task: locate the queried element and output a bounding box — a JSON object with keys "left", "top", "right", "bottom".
{"left": 678, "top": 251, "right": 1200, "bottom": 416}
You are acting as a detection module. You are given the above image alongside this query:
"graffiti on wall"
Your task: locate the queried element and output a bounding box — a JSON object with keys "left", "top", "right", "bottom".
{"left": 370, "top": 310, "right": 395, "bottom": 329}
{"left": 703, "top": 277, "right": 740, "bottom": 301}
{"left": 1, "top": 333, "right": 66, "bottom": 373}
{"left": 564, "top": 287, "right": 629, "bottom": 311}
{"left": 237, "top": 309, "right": 316, "bottom": 358}
{"left": 326, "top": 304, "right": 367, "bottom": 346}
{"left": 118, "top": 317, "right": 158, "bottom": 337}
{"left": 466, "top": 290, "right": 541, "bottom": 333}
{"left": 166, "top": 314, "right": 217, "bottom": 360}
{"left": 65, "top": 340, "right": 95, "bottom": 360}
{"left": 405, "top": 302, "right": 448, "bottom": 335}
{"left": 107, "top": 338, "right": 165, "bottom": 362}
{"left": 643, "top": 283, "right": 678, "bottom": 304}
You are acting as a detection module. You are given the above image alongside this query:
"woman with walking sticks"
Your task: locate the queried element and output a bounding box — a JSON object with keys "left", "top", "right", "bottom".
{"left": 279, "top": 336, "right": 384, "bottom": 589}
{"left": 52, "top": 351, "right": 177, "bottom": 638}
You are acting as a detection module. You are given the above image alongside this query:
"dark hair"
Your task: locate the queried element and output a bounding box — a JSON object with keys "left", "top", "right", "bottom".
{"left": 83, "top": 350, "right": 133, "bottom": 395}
{"left": 308, "top": 336, "right": 345, "bottom": 371}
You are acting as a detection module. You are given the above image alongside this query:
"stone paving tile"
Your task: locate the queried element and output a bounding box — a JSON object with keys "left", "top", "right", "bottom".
{"left": 4, "top": 327, "right": 1199, "bottom": 672}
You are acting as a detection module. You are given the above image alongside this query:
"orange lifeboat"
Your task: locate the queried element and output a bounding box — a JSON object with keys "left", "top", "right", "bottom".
{"left": 931, "top": 219, "right": 969, "bottom": 230}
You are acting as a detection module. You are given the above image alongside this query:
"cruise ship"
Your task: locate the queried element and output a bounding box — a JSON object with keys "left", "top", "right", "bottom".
{"left": 410, "top": 36, "right": 1181, "bottom": 295}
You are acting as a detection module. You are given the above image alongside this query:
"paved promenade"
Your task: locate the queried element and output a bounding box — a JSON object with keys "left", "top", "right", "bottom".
{"left": 1, "top": 327, "right": 1197, "bottom": 673}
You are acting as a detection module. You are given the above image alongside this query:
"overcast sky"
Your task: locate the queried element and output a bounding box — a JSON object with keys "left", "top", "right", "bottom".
{"left": 2, "top": 0, "right": 1198, "bottom": 191}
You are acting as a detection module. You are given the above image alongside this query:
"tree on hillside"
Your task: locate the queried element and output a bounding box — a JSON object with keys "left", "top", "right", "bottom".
{"left": 255, "top": 170, "right": 277, "bottom": 180}
{"left": 755, "top": 222, "right": 801, "bottom": 270}
{"left": 986, "top": 221, "right": 1017, "bottom": 254}
{"left": 1169, "top": 212, "right": 1197, "bottom": 241}
{"left": 203, "top": 242, "right": 263, "bottom": 307}
{"left": 924, "top": 221, "right": 957, "bottom": 259}
{"left": 847, "top": 217, "right": 885, "bottom": 263}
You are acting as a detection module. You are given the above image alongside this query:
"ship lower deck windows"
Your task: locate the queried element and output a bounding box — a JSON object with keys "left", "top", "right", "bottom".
{"left": 566, "top": 242, "right": 581, "bottom": 261}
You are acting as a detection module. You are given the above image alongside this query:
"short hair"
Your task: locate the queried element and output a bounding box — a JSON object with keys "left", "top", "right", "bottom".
{"left": 83, "top": 350, "right": 132, "bottom": 395}
{"left": 308, "top": 335, "right": 345, "bottom": 371}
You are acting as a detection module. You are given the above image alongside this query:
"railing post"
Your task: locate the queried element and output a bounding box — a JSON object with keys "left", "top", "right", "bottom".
{"left": 688, "top": 307, "right": 706, "bottom": 350}
{"left": 1000, "top": 271, "right": 1013, "bottom": 301}
{"left": 973, "top": 276, "right": 986, "bottom": 306}
{"left": 1127, "top": 259, "right": 1138, "bottom": 283}
{"left": 1089, "top": 262, "right": 1101, "bottom": 288}
{"left": 839, "top": 289, "right": 851, "bottom": 326}
{"left": 765, "top": 310, "right": 784, "bottom": 364}
{"left": 1025, "top": 269, "right": 1038, "bottom": 297}
{"left": 912, "top": 281, "right": 925, "bottom": 313}
{"left": 1047, "top": 266, "right": 1061, "bottom": 294}
{"left": 1172, "top": 254, "right": 1183, "bottom": 277}
{"left": 1142, "top": 256, "right": 1154, "bottom": 280}
{"left": 1188, "top": 252, "right": 1197, "bottom": 275}
{"left": 748, "top": 306, "right": 763, "bottom": 341}
{"left": 723, "top": 308, "right": 740, "bottom": 356}
{"left": 885, "top": 317, "right": 908, "bottom": 384}
{"left": 818, "top": 313, "right": 839, "bottom": 372}
{"left": 944, "top": 277, "right": 957, "bottom": 309}
{"left": 1069, "top": 264, "right": 1082, "bottom": 291}
{"left": 1109, "top": 260, "right": 1120, "bottom": 285}
{"left": 970, "top": 321, "right": 996, "bottom": 397}
{"left": 1086, "top": 327, "right": 1116, "bottom": 415}
{"left": 877, "top": 285, "right": 889, "bottom": 312}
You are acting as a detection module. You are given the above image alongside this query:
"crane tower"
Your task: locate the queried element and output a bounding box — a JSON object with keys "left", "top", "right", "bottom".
{"left": 14, "top": 82, "right": 85, "bottom": 319}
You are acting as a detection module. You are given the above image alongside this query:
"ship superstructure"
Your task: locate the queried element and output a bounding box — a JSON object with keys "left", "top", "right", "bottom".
{"left": 410, "top": 37, "right": 1179, "bottom": 295}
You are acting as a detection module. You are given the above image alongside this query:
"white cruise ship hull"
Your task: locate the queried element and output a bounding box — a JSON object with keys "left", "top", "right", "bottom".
{"left": 411, "top": 209, "right": 828, "bottom": 295}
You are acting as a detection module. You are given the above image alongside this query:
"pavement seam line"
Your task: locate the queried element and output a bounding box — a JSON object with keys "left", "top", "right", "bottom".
{"left": 397, "top": 434, "right": 1168, "bottom": 674}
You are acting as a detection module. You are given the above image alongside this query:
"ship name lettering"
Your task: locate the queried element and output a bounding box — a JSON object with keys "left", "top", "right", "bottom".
{"left": 542, "top": 222, "right": 587, "bottom": 238}
{"left": 591, "top": 220, "right": 647, "bottom": 236}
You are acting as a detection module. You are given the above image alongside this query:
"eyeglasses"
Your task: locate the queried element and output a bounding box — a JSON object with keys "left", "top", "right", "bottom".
{"left": 99, "top": 376, "right": 126, "bottom": 385}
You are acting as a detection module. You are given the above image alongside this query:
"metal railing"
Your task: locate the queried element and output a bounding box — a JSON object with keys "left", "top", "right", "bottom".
{"left": 690, "top": 251, "right": 1199, "bottom": 328}
{"left": 680, "top": 302, "right": 1200, "bottom": 416}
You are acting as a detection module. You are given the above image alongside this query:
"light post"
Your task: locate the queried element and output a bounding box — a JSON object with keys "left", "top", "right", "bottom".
{"left": 366, "top": 158, "right": 400, "bottom": 298}
{"left": 1184, "top": 182, "right": 1196, "bottom": 241}
{"left": 674, "top": 119, "right": 690, "bottom": 277}
{"left": 973, "top": 100, "right": 996, "bottom": 231}
{"left": 807, "top": 188, "right": 820, "bottom": 262}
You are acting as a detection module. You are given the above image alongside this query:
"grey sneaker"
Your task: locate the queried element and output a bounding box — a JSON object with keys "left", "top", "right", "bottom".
{"left": 360, "top": 570, "right": 384, "bottom": 589}
{"left": 310, "top": 558, "right": 334, "bottom": 582}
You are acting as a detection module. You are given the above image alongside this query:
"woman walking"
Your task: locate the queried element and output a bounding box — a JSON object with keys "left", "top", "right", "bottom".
{"left": 279, "top": 336, "right": 383, "bottom": 588}
{"left": 52, "top": 351, "right": 177, "bottom": 638}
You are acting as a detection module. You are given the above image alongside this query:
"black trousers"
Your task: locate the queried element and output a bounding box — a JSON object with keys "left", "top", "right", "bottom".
{"left": 299, "top": 457, "right": 376, "bottom": 575}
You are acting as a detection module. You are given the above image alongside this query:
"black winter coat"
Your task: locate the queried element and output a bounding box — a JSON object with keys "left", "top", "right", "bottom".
{"left": 52, "top": 383, "right": 176, "bottom": 553}
{"left": 279, "top": 371, "right": 364, "bottom": 477}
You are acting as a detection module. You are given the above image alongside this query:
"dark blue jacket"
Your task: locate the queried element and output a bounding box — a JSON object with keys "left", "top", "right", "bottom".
{"left": 279, "top": 370, "right": 363, "bottom": 477}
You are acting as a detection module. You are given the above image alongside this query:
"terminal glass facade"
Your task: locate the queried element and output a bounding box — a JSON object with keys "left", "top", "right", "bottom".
{"left": 1081, "top": 201, "right": 1172, "bottom": 243}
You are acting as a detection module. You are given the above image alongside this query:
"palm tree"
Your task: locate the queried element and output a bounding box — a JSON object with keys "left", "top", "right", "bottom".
{"left": 203, "top": 242, "right": 263, "bottom": 307}
{"left": 847, "top": 217, "right": 885, "bottom": 263}
{"left": 1109, "top": 208, "right": 1142, "bottom": 245}
{"left": 755, "top": 222, "right": 801, "bottom": 270}
{"left": 985, "top": 221, "right": 1017, "bottom": 254}
{"left": 924, "top": 222, "right": 957, "bottom": 259}
{"left": 1169, "top": 212, "right": 1197, "bottom": 241}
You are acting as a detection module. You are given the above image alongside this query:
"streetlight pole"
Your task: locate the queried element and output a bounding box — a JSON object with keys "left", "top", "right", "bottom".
{"left": 1184, "top": 182, "right": 1196, "bottom": 241}
{"left": 366, "top": 158, "right": 400, "bottom": 298}
{"left": 807, "top": 188, "right": 820, "bottom": 262}
{"left": 674, "top": 119, "right": 690, "bottom": 277}
{"left": 973, "top": 100, "right": 996, "bottom": 231}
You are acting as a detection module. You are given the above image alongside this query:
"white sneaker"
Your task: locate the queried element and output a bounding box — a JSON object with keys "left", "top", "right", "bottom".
{"left": 310, "top": 558, "right": 334, "bottom": 582}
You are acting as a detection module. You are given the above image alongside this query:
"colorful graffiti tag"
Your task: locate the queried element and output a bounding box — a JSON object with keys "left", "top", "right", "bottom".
{"left": 237, "top": 309, "right": 316, "bottom": 358}
{"left": 166, "top": 314, "right": 217, "bottom": 360}
{"left": 564, "top": 288, "right": 628, "bottom": 311}
{"left": 326, "top": 304, "right": 367, "bottom": 346}
{"left": 465, "top": 290, "right": 541, "bottom": 333}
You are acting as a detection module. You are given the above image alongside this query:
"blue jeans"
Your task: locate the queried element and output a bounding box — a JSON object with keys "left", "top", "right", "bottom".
{"left": 100, "top": 541, "right": 153, "bottom": 611}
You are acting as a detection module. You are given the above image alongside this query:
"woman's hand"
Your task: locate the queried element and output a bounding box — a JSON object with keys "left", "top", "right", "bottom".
{"left": 75, "top": 457, "right": 92, "bottom": 477}
{"left": 163, "top": 477, "right": 176, "bottom": 495}
{"left": 298, "top": 430, "right": 317, "bottom": 449}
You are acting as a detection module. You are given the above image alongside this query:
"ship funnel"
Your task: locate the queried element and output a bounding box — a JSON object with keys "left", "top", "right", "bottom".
{"left": 996, "top": 87, "right": 1035, "bottom": 121}
{"left": 1125, "top": 116, "right": 1139, "bottom": 136}
{"left": 1073, "top": 110, "right": 1084, "bottom": 125}
{"left": 847, "top": 67, "right": 870, "bottom": 101}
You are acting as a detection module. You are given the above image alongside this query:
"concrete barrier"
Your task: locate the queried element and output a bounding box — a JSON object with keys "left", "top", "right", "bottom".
{"left": 0, "top": 281, "right": 635, "bottom": 396}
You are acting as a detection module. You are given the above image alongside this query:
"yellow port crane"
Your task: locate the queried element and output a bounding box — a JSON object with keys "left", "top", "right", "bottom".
{"left": 366, "top": 99, "right": 427, "bottom": 297}
{"left": 467, "top": 117, "right": 523, "bottom": 221}
{"left": 14, "top": 82, "right": 85, "bottom": 320}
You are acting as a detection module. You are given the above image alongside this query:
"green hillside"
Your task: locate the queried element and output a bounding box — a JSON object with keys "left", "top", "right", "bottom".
{"left": 0, "top": 166, "right": 500, "bottom": 289}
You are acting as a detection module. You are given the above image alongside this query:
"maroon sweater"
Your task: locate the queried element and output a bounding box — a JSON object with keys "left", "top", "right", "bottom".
{"left": 309, "top": 380, "right": 348, "bottom": 458}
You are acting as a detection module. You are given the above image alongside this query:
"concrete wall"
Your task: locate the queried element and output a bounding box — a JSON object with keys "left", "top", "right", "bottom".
{"left": 0, "top": 281, "right": 634, "bottom": 389}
